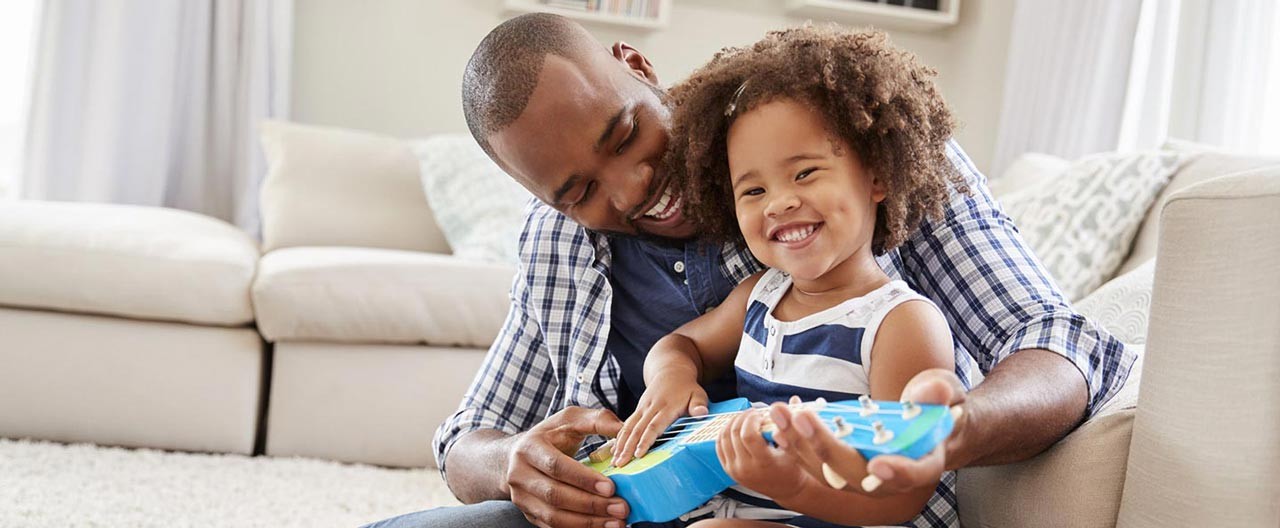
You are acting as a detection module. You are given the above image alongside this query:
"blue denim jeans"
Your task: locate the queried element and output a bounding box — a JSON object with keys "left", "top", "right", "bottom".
{"left": 360, "top": 500, "right": 694, "bottom": 528}
{"left": 361, "top": 500, "right": 535, "bottom": 528}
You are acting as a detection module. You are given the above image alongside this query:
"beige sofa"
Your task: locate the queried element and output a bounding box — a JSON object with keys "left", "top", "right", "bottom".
{"left": 958, "top": 149, "right": 1280, "bottom": 527}
{"left": 0, "top": 202, "right": 264, "bottom": 455}
{"left": 1, "top": 121, "right": 1276, "bottom": 526}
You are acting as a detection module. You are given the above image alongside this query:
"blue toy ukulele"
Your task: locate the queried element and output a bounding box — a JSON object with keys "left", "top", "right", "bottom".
{"left": 582, "top": 396, "right": 955, "bottom": 525}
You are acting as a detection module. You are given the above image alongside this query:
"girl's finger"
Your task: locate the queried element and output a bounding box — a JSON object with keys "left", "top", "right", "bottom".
{"left": 797, "top": 411, "right": 869, "bottom": 491}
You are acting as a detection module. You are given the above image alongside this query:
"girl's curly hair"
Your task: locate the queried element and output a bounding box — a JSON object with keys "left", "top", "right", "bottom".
{"left": 666, "top": 25, "right": 967, "bottom": 254}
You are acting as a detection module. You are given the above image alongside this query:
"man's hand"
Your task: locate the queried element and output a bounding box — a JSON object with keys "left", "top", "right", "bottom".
{"left": 505, "top": 406, "right": 630, "bottom": 528}
{"left": 613, "top": 379, "right": 709, "bottom": 467}
{"left": 768, "top": 369, "right": 969, "bottom": 496}
{"left": 862, "top": 369, "right": 968, "bottom": 494}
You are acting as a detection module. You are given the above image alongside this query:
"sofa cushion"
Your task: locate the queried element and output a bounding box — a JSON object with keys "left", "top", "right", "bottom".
{"left": 252, "top": 247, "right": 515, "bottom": 346}
{"left": 0, "top": 201, "right": 258, "bottom": 326}
{"left": 1075, "top": 261, "right": 1155, "bottom": 346}
{"left": 1000, "top": 150, "right": 1185, "bottom": 301}
{"left": 258, "top": 120, "right": 451, "bottom": 255}
{"left": 412, "top": 134, "right": 532, "bottom": 266}
{"left": 958, "top": 345, "right": 1142, "bottom": 528}
{"left": 988, "top": 152, "right": 1070, "bottom": 199}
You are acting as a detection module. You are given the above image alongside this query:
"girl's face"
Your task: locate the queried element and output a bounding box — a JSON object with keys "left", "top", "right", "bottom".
{"left": 726, "top": 98, "right": 885, "bottom": 282}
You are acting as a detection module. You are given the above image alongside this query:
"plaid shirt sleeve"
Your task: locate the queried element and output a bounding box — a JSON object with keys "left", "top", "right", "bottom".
{"left": 431, "top": 207, "right": 559, "bottom": 478}
{"left": 900, "top": 141, "right": 1135, "bottom": 417}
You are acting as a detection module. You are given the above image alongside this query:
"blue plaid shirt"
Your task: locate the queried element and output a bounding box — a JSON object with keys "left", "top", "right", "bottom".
{"left": 433, "top": 141, "right": 1134, "bottom": 524}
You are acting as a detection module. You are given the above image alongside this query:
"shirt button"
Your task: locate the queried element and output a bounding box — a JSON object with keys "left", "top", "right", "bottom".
{"left": 769, "top": 327, "right": 777, "bottom": 336}
{"left": 576, "top": 374, "right": 586, "bottom": 383}
{"left": 673, "top": 261, "right": 685, "bottom": 273}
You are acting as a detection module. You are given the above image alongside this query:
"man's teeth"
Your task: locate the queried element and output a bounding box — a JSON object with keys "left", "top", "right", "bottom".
{"left": 775, "top": 225, "right": 817, "bottom": 243}
{"left": 643, "top": 185, "right": 680, "bottom": 220}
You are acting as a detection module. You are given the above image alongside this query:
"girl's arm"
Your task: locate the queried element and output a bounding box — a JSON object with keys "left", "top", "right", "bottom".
{"left": 612, "top": 271, "right": 764, "bottom": 466}
{"left": 770, "top": 300, "right": 955, "bottom": 525}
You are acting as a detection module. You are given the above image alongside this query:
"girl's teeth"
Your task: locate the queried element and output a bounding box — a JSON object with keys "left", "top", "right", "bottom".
{"left": 777, "top": 225, "right": 816, "bottom": 242}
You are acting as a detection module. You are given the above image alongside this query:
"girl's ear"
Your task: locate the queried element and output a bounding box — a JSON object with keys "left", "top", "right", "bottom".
{"left": 871, "top": 176, "right": 887, "bottom": 203}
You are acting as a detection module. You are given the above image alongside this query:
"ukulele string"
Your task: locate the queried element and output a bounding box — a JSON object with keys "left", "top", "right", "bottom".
{"left": 650, "top": 403, "right": 910, "bottom": 438}
{"left": 651, "top": 414, "right": 877, "bottom": 443}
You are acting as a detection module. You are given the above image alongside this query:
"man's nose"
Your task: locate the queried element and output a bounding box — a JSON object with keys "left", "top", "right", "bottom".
{"left": 605, "top": 161, "right": 655, "bottom": 215}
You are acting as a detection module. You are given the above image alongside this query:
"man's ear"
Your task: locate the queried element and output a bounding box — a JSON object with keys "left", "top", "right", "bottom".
{"left": 612, "top": 41, "right": 660, "bottom": 85}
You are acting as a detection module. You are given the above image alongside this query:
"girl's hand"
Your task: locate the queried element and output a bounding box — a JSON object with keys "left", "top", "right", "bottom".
{"left": 768, "top": 400, "right": 873, "bottom": 492}
{"left": 613, "top": 380, "right": 709, "bottom": 467}
{"left": 715, "top": 409, "right": 808, "bottom": 502}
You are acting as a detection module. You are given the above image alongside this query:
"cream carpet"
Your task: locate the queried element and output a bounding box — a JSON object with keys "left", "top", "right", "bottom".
{"left": 0, "top": 438, "right": 460, "bottom": 527}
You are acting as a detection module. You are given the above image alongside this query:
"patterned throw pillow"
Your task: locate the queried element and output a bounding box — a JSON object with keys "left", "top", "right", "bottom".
{"left": 1000, "top": 150, "right": 1185, "bottom": 301}
{"left": 1075, "top": 260, "right": 1155, "bottom": 346}
{"left": 412, "top": 134, "right": 532, "bottom": 265}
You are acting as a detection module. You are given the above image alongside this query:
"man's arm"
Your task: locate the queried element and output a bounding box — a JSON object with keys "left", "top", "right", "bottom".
{"left": 859, "top": 141, "right": 1133, "bottom": 491}
{"left": 431, "top": 206, "right": 631, "bottom": 527}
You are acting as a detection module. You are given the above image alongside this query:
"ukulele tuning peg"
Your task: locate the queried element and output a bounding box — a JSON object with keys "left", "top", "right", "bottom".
{"left": 858, "top": 394, "right": 878, "bottom": 417}
{"left": 831, "top": 416, "right": 853, "bottom": 438}
{"left": 901, "top": 399, "right": 921, "bottom": 420}
{"left": 813, "top": 397, "right": 828, "bottom": 411}
{"left": 872, "top": 420, "right": 894, "bottom": 445}
{"left": 591, "top": 439, "right": 616, "bottom": 464}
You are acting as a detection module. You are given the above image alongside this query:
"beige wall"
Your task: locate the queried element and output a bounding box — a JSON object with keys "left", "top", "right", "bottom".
{"left": 292, "top": 0, "right": 1013, "bottom": 173}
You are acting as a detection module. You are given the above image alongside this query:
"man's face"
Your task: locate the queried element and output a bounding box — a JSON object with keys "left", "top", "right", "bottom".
{"left": 488, "top": 49, "right": 697, "bottom": 240}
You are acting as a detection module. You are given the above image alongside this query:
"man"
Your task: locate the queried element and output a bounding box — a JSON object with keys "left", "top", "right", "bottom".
{"left": 368, "top": 13, "right": 1132, "bottom": 528}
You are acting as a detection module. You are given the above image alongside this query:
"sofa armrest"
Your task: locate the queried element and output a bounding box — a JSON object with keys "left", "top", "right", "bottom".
{"left": 1118, "top": 168, "right": 1280, "bottom": 526}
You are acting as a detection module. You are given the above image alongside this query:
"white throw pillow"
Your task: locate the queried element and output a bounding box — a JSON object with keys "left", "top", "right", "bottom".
{"left": 412, "top": 134, "right": 532, "bottom": 265}
{"left": 989, "top": 152, "right": 1070, "bottom": 200}
{"left": 1000, "top": 150, "right": 1185, "bottom": 301}
{"left": 1074, "top": 260, "right": 1155, "bottom": 346}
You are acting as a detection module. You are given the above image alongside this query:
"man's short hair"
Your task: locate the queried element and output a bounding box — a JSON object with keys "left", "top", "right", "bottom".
{"left": 462, "top": 13, "right": 592, "bottom": 160}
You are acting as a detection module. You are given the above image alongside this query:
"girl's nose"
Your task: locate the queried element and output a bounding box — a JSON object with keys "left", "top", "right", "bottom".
{"left": 765, "top": 190, "right": 801, "bottom": 217}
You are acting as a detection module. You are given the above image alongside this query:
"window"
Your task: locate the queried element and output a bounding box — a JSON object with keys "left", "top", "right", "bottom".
{"left": 0, "top": 0, "right": 41, "bottom": 200}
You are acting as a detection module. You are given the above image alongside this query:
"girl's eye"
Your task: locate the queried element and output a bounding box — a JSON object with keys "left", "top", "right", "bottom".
{"left": 796, "top": 167, "right": 818, "bottom": 181}
{"left": 742, "top": 187, "right": 764, "bottom": 197}
{"left": 615, "top": 116, "right": 639, "bottom": 155}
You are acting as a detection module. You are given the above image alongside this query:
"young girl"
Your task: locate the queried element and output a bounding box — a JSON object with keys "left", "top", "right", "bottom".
{"left": 610, "top": 27, "right": 975, "bottom": 527}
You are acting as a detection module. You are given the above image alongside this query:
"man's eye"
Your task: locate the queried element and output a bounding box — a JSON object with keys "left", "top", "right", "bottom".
{"left": 615, "top": 115, "right": 638, "bottom": 155}
{"left": 796, "top": 168, "right": 818, "bottom": 181}
{"left": 577, "top": 181, "right": 596, "bottom": 205}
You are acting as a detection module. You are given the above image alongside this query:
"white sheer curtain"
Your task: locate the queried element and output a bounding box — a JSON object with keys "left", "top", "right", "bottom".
{"left": 20, "top": 0, "right": 292, "bottom": 233}
{"left": 1163, "top": 0, "right": 1280, "bottom": 154}
{"left": 994, "top": 0, "right": 1280, "bottom": 176}
{"left": 0, "top": 0, "right": 41, "bottom": 201}
{"left": 991, "top": 0, "right": 1145, "bottom": 175}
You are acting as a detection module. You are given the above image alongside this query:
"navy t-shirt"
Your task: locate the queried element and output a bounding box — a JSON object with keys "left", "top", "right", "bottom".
{"left": 606, "top": 236, "right": 740, "bottom": 419}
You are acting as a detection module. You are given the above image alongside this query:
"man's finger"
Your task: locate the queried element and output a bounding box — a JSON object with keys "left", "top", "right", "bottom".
{"left": 567, "top": 408, "right": 625, "bottom": 438}
{"left": 513, "top": 486, "right": 626, "bottom": 528}
{"left": 525, "top": 443, "right": 617, "bottom": 497}
{"left": 515, "top": 474, "right": 626, "bottom": 520}
{"left": 900, "top": 369, "right": 966, "bottom": 407}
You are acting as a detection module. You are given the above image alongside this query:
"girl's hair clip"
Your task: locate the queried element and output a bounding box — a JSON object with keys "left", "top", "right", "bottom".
{"left": 724, "top": 80, "right": 749, "bottom": 117}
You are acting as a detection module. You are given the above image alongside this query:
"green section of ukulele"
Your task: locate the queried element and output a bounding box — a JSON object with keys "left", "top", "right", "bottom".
{"left": 585, "top": 448, "right": 673, "bottom": 476}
